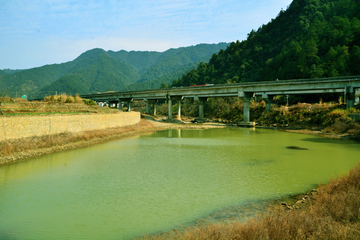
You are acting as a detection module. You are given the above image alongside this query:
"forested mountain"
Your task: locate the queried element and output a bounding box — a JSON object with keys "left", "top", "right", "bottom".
{"left": 0, "top": 43, "right": 228, "bottom": 98}
{"left": 0, "top": 62, "right": 76, "bottom": 93}
{"left": 0, "top": 70, "right": 7, "bottom": 76}
{"left": 0, "top": 69, "right": 22, "bottom": 76}
{"left": 41, "top": 53, "right": 140, "bottom": 95}
{"left": 172, "top": 0, "right": 360, "bottom": 87}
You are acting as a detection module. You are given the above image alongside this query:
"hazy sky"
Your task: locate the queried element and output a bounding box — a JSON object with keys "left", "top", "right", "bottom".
{"left": 0, "top": 0, "right": 293, "bottom": 69}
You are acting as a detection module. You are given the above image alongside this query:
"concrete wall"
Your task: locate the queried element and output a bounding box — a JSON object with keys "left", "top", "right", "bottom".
{"left": 0, "top": 112, "right": 140, "bottom": 141}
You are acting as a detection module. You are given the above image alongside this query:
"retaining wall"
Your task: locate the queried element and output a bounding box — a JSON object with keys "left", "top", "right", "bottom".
{"left": 0, "top": 112, "right": 141, "bottom": 141}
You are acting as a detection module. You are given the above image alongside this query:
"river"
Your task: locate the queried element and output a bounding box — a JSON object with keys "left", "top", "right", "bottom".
{"left": 0, "top": 128, "right": 359, "bottom": 239}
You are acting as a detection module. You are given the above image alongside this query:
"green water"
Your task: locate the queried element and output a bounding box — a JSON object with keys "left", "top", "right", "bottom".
{"left": 0, "top": 128, "right": 359, "bottom": 239}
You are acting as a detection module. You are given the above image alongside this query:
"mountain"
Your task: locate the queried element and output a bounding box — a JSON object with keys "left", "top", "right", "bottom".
{"left": 0, "top": 62, "right": 75, "bottom": 94}
{"left": 0, "top": 70, "right": 7, "bottom": 76}
{"left": 0, "top": 43, "right": 228, "bottom": 98}
{"left": 0, "top": 69, "right": 23, "bottom": 76}
{"left": 172, "top": 0, "right": 360, "bottom": 87}
{"left": 41, "top": 53, "right": 140, "bottom": 95}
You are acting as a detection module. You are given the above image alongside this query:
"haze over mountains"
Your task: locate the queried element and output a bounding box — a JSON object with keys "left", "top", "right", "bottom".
{"left": 0, "top": 43, "right": 228, "bottom": 98}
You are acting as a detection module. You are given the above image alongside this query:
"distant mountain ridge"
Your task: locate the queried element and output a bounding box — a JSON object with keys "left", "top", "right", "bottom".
{"left": 0, "top": 43, "right": 228, "bottom": 98}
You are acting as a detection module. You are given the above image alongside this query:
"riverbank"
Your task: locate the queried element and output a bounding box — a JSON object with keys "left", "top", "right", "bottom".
{"left": 0, "top": 117, "right": 226, "bottom": 165}
{"left": 139, "top": 164, "right": 360, "bottom": 240}
{"left": 1, "top": 112, "right": 358, "bottom": 165}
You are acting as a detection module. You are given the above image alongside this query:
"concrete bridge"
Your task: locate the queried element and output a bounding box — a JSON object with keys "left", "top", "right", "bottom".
{"left": 81, "top": 76, "right": 360, "bottom": 126}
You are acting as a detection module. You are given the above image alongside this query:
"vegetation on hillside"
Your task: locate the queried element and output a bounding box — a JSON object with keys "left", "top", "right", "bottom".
{"left": 0, "top": 70, "right": 7, "bottom": 76}
{"left": 153, "top": 97, "right": 360, "bottom": 138}
{"left": 0, "top": 43, "right": 228, "bottom": 99}
{"left": 172, "top": 0, "right": 360, "bottom": 87}
{"left": 0, "top": 95, "right": 103, "bottom": 117}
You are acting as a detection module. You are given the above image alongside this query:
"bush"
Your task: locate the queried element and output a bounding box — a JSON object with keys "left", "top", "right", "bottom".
{"left": 75, "top": 95, "right": 83, "bottom": 103}
{"left": 65, "top": 96, "right": 75, "bottom": 103}
{"left": 82, "top": 99, "right": 96, "bottom": 105}
{"left": 0, "top": 96, "right": 14, "bottom": 103}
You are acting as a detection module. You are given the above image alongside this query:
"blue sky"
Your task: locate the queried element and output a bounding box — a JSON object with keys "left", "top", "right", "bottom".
{"left": 0, "top": 0, "right": 293, "bottom": 69}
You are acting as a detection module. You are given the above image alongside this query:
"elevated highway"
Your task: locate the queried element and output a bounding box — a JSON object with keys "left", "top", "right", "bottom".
{"left": 81, "top": 76, "right": 360, "bottom": 126}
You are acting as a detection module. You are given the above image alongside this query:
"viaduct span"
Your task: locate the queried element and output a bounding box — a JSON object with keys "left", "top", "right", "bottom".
{"left": 81, "top": 76, "right": 360, "bottom": 126}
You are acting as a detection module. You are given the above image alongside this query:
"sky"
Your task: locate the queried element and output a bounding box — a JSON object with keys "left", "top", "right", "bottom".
{"left": 0, "top": 0, "right": 293, "bottom": 70}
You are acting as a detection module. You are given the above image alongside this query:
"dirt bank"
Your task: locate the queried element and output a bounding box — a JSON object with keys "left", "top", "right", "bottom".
{"left": 0, "top": 118, "right": 226, "bottom": 165}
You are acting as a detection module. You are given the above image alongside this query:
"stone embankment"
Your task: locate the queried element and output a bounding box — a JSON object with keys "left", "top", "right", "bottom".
{"left": 0, "top": 112, "right": 140, "bottom": 141}
{"left": 0, "top": 116, "right": 227, "bottom": 165}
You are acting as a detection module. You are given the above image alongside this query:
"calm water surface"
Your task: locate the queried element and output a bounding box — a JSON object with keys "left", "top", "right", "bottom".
{"left": 0, "top": 128, "right": 359, "bottom": 239}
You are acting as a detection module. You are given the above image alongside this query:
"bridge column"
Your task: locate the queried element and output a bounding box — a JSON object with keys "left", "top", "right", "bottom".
{"left": 345, "top": 86, "right": 355, "bottom": 109}
{"left": 148, "top": 100, "right": 158, "bottom": 116}
{"left": 177, "top": 100, "right": 181, "bottom": 119}
{"left": 262, "top": 93, "right": 272, "bottom": 110}
{"left": 168, "top": 98, "right": 173, "bottom": 120}
{"left": 118, "top": 102, "right": 122, "bottom": 111}
{"left": 120, "top": 98, "right": 133, "bottom": 112}
{"left": 153, "top": 100, "right": 157, "bottom": 116}
{"left": 194, "top": 96, "right": 207, "bottom": 119}
{"left": 171, "top": 96, "right": 183, "bottom": 120}
{"left": 144, "top": 99, "right": 149, "bottom": 114}
{"left": 238, "top": 92, "right": 255, "bottom": 127}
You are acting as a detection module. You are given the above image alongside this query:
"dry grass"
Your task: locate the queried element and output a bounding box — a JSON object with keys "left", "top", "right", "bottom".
{"left": 0, "top": 119, "right": 155, "bottom": 157}
{"left": 140, "top": 164, "right": 360, "bottom": 240}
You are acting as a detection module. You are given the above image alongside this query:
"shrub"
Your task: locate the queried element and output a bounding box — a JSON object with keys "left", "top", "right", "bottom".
{"left": 82, "top": 99, "right": 97, "bottom": 105}
{"left": 59, "top": 94, "right": 67, "bottom": 103}
{"left": 0, "top": 96, "right": 14, "bottom": 103}
{"left": 75, "top": 95, "right": 83, "bottom": 103}
{"left": 65, "top": 96, "right": 75, "bottom": 103}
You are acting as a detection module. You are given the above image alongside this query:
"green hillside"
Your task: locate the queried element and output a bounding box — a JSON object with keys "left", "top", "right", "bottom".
{"left": 0, "top": 43, "right": 228, "bottom": 98}
{"left": 0, "top": 62, "right": 75, "bottom": 94}
{"left": 107, "top": 50, "right": 162, "bottom": 73}
{"left": 41, "top": 54, "right": 140, "bottom": 95}
{"left": 172, "top": 0, "right": 360, "bottom": 87}
{"left": 0, "top": 70, "right": 7, "bottom": 76}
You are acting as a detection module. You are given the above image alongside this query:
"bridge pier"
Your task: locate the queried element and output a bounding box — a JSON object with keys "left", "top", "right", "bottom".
{"left": 171, "top": 96, "right": 183, "bottom": 120}
{"left": 238, "top": 92, "right": 255, "bottom": 127}
{"left": 262, "top": 93, "right": 272, "bottom": 110}
{"left": 119, "top": 98, "right": 133, "bottom": 112}
{"left": 168, "top": 98, "right": 173, "bottom": 120}
{"left": 118, "top": 102, "right": 122, "bottom": 111}
{"left": 153, "top": 100, "right": 157, "bottom": 116}
{"left": 177, "top": 100, "right": 181, "bottom": 119}
{"left": 346, "top": 86, "right": 355, "bottom": 109}
{"left": 147, "top": 100, "right": 158, "bottom": 116}
{"left": 194, "top": 96, "right": 207, "bottom": 119}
